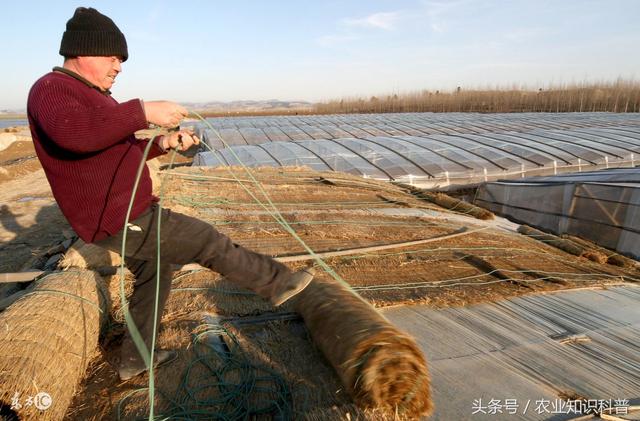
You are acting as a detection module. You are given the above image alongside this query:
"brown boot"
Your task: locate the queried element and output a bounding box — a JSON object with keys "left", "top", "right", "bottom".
{"left": 271, "top": 267, "right": 315, "bottom": 306}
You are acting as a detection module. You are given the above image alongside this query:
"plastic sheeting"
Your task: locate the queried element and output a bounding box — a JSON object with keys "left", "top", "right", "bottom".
{"left": 191, "top": 112, "right": 640, "bottom": 143}
{"left": 193, "top": 122, "right": 640, "bottom": 189}
{"left": 475, "top": 168, "right": 640, "bottom": 259}
{"left": 383, "top": 285, "right": 640, "bottom": 420}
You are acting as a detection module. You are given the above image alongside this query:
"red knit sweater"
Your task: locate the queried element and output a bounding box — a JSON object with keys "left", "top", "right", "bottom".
{"left": 27, "top": 70, "right": 166, "bottom": 243}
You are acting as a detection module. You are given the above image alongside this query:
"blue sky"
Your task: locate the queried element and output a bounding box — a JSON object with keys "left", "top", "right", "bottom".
{"left": 1, "top": 0, "right": 639, "bottom": 109}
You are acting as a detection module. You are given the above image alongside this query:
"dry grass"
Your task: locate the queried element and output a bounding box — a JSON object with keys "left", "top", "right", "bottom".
{"left": 60, "top": 239, "right": 122, "bottom": 270}
{"left": 293, "top": 277, "right": 433, "bottom": 418}
{"left": 315, "top": 79, "right": 640, "bottom": 114}
{"left": 0, "top": 270, "right": 107, "bottom": 420}
{"left": 62, "top": 167, "right": 640, "bottom": 420}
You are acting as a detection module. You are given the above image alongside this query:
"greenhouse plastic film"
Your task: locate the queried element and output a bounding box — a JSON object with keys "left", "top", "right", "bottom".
{"left": 476, "top": 172, "right": 640, "bottom": 259}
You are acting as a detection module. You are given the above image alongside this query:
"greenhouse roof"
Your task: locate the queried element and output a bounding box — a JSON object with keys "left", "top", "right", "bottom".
{"left": 192, "top": 112, "right": 640, "bottom": 189}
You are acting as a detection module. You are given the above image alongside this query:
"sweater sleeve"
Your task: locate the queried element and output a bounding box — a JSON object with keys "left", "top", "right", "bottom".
{"left": 29, "top": 78, "right": 149, "bottom": 154}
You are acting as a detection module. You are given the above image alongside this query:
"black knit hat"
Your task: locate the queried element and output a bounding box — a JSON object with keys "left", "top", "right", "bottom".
{"left": 59, "top": 7, "right": 128, "bottom": 62}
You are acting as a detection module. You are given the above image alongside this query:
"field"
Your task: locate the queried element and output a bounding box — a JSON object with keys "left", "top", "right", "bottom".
{"left": 0, "top": 119, "right": 638, "bottom": 420}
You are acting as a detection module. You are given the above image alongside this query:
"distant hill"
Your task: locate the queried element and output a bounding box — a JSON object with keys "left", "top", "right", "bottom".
{"left": 184, "top": 100, "right": 314, "bottom": 113}
{"left": 0, "top": 109, "right": 27, "bottom": 120}
{"left": 1, "top": 100, "right": 315, "bottom": 113}
{"left": 0, "top": 100, "right": 316, "bottom": 119}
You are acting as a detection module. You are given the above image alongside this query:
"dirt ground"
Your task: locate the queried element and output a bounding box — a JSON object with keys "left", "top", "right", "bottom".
{"left": 1, "top": 130, "right": 638, "bottom": 420}
{"left": 0, "top": 129, "right": 191, "bottom": 275}
{"left": 0, "top": 139, "right": 68, "bottom": 276}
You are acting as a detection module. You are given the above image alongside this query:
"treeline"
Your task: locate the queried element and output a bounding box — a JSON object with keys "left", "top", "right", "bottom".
{"left": 314, "top": 80, "right": 640, "bottom": 114}
{"left": 196, "top": 108, "right": 316, "bottom": 118}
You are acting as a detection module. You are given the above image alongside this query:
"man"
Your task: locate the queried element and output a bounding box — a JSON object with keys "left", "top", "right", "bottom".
{"left": 27, "top": 7, "right": 314, "bottom": 381}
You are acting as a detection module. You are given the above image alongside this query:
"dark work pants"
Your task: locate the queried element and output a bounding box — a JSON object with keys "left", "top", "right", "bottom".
{"left": 95, "top": 204, "right": 292, "bottom": 366}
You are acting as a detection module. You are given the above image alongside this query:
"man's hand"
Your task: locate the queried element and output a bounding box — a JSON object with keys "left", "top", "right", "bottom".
{"left": 143, "top": 100, "right": 188, "bottom": 128}
{"left": 160, "top": 129, "right": 200, "bottom": 151}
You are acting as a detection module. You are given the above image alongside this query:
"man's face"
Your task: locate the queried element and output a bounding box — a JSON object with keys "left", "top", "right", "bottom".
{"left": 76, "top": 56, "right": 123, "bottom": 91}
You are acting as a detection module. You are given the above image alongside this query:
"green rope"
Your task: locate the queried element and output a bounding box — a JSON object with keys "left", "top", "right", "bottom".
{"left": 116, "top": 125, "right": 300, "bottom": 420}
{"left": 164, "top": 322, "right": 294, "bottom": 420}
{"left": 117, "top": 139, "right": 187, "bottom": 420}
{"left": 113, "top": 112, "right": 639, "bottom": 420}
{"left": 10, "top": 270, "right": 109, "bottom": 313}
{"left": 115, "top": 321, "right": 296, "bottom": 420}
{"left": 118, "top": 130, "right": 162, "bottom": 420}
{"left": 114, "top": 113, "right": 636, "bottom": 420}
{"left": 331, "top": 245, "right": 596, "bottom": 266}
{"left": 205, "top": 220, "right": 436, "bottom": 227}
{"left": 148, "top": 146, "right": 180, "bottom": 417}
{"left": 168, "top": 196, "right": 398, "bottom": 207}
{"left": 170, "top": 269, "right": 206, "bottom": 284}
{"left": 191, "top": 111, "right": 354, "bottom": 290}
{"left": 172, "top": 287, "right": 257, "bottom": 295}
{"left": 352, "top": 269, "right": 634, "bottom": 292}
{"left": 21, "top": 289, "right": 103, "bottom": 312}
{"left": 170, "top": 270, "right": 259, "bottom": 294}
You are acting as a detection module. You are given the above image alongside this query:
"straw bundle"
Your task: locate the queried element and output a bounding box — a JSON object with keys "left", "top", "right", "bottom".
{"left": 59, "top": 239, "right": 122, "bottom": 269}
{"left": 397, "top": 183, "right": 494, "bottom": 220}
{"left": 424, "top": 192, "right": 494, "bottom": 220}
{"left": 0, "top": 270, "right": 108, "bottom": 420}
{"left": 561, "top": 234, "right": 631, "bottom": 267}
{"left": 606, "top": 253, "right": 639, "bottom": 269}
{"left": 292, "top": 277, "right": 433, "bottom": 418}
{"left": 519, "top": 225, "right": 607, "bottom": 263}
